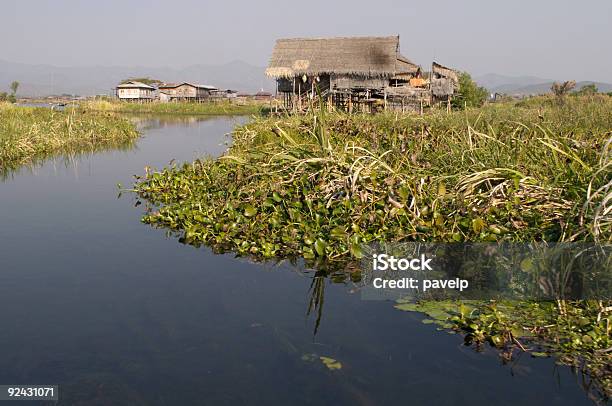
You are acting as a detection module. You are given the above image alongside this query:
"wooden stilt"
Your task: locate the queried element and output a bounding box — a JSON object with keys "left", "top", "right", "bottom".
{"left": 384, "top": 90, "right": 387, "bottom": 112}
{"left": 292, "top": 77, "right": 296, "bottom": 113}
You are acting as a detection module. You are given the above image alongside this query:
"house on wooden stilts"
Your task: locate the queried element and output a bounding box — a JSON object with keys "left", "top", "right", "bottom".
{"left": 158, "top": 82, "right": 218, "bottom": 102}
{"left": 116, "top": 81, "right": 156, "bottom": 102}
{"left": 266, "top": 36, "right": 427, "bottom": 113}
{"left": 430, "top": 62, "right": 459, "bottom": 111}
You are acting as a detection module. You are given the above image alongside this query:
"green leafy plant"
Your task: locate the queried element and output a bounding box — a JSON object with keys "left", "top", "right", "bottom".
{"left": 452, "top": 72, "right": 488, "bottom": 109}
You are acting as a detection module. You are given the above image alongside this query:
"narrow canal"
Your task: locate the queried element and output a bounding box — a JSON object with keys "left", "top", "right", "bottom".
{"left": 0, "top": 115, "right": 597, "bottom": 405}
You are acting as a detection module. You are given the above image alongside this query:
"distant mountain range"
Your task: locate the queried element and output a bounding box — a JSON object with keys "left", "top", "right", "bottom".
{"left": 1, "top": 60, "right": 610, "bottom": 98}
{"left": 474, "top": 73, "right": 612, "bottom": 95}
{"left": 0, "top": 59, "right": 275, "bottom": 97}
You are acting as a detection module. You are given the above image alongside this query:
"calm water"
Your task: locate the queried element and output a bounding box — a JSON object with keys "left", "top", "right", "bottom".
{"left": 0, "top": 115, "right": 598, "bottom": 405}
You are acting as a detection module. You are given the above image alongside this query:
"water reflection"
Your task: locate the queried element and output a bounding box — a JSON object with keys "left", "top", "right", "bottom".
{"left": 0, "top": 138, "right": 137, "bottom": 181}
{"left": 127, "top": 114, "right": 235, "bottom": 131}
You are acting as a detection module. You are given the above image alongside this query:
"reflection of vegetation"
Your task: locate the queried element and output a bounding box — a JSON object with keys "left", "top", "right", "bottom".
{"left": 124, "top": 113, "right": 246, "bottom": 132}
{"left": 307, "top": 275, "right": 326, "bottom": 336}
{"left": 365, "top": 242, "right": 611, "bottom": 301}
{"left": 395, "top": 299, "right": 611, "bottom": 402}
{"left": 374, "top": 241, "right": 611, "bottom": 399}
{"left": 0, "top": 103, "right": 138, "bottom": 175}
{"left": 1, "top": 140, "right": 137, "bottom": 182}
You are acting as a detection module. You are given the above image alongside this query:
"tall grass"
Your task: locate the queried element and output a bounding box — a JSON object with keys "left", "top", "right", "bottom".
{"left": 78, "top": 99, "right": 266, "bottom": 116}
{"left": 0, "top": 103, "right": 138, "bottom": 174}
{"left": 136, "top": 96, "right": 611, "bottom": 258}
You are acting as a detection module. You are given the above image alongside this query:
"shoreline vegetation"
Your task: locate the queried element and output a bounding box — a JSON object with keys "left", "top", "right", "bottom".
{"left": 134, "top": 95, "right": 611, "bottom": 399}
{"left": 77, "top": 99, "right": 267, "bottom": 116}
{"left": 136, "top": 96, "right": 611, "bottom": 253}
{"left": 0, "top": 103, "right": 138, "bottom": 175}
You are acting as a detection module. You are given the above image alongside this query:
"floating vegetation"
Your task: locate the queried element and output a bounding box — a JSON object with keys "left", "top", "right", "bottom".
{"left": 300, "top": 353, "right": 318, "bottom": 362}
{"left": 135, "top": 95, "right": 611, "bottom": 259}
{"left": 395, "top": 299, "right": 611, "bottom": 399}
{"left": 0, "top": 102, "right": 138, "bottom": 175}
{"left": 319, "top": 356, "right": 343, "bottom": 371}
{"left": 134, "top": 95, "right": 611, "bottom": 399}
{"left": 301, "top": 353, "right": 343, "bottom": 371}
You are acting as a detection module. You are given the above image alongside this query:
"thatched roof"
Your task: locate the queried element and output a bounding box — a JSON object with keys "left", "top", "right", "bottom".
{"left": 266, "top": 36, "right": 419, "bottom": 78}
{"left": 432, "top": 62, "right": 458, "bottom": 84}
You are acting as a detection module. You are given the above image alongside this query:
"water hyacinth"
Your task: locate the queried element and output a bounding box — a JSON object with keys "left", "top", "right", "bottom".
{"left": 135, "top": 96, "right": 611, "bottom": 260}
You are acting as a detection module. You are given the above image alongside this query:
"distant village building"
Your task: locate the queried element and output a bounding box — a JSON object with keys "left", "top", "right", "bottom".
{"left": 266, "top": 36, "right": 429, "bottom": 112}
{"left": 209, "top": 89, "right": 238, "bottom": 100}
{"left": 158, "top": 82, "right": 217, "bottom": 102}
{"left": 254, "top": 91, "right": 272, "bottom": 101}
{"left": 115, "top": 79, "right": 243, "bottom": 103}
{"left": 116, "top": 81, "right": 155, "bottom": 101}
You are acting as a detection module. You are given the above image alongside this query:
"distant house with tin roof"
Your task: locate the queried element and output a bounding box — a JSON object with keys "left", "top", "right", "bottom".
{"left": 116, "top": 81, "right": 155, "bottom": 100}
{"left": 158, "top": 82, "right": 217, "bottom": 102}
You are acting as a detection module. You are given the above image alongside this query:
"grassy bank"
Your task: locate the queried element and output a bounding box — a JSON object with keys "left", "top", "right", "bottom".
{"left": 134, "top": 95, "right": 611, "bottom": 397}
{"left": 78, "top": 99, "right": 266, "bottom": 116}
{"left": 0, "top": 103, "right": 138, "bottom": 174}
{"left": 135, "top": 96, "right": 611, "bottom": 254}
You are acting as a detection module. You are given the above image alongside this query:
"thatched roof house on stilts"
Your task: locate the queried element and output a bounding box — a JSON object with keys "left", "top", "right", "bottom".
{"left": 266, "top": 36, "right": 427, "bottom": 113}
{"left": 430, "top": 62, "right": 459, "bottom": 111}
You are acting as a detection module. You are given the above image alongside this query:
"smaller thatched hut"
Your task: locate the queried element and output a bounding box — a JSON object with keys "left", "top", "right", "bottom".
{"left": 430, "top": 62, "right": 459, "bottom": 98}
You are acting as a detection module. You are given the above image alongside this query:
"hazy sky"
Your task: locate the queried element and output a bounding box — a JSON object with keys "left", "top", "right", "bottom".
{"left": 2, "top": 0, "right": 611, "bottom": 81}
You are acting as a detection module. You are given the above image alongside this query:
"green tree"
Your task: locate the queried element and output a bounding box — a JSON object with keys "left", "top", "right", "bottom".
{"left": 573, "top": 83, "right": 598, "bottom": 96}
{"left": 10, "top": 81, "right": 19, "bottom": 95}
{"left": 0, "top": 92, "right": 7, "bottom": 102}
{"left": 452, "top": 72, "right": 488, "bottom": 109}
